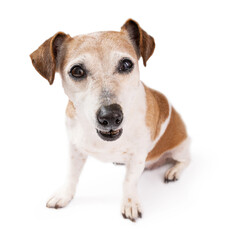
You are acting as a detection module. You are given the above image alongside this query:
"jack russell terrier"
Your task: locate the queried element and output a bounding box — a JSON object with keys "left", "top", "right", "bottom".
{"left": 30, "top": 19, "right": 190, "bottom": 222}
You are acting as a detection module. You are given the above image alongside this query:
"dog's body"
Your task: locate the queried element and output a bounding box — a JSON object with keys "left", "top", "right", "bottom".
{"left": 30, "top": 19, "right": 190, "bottom": 221}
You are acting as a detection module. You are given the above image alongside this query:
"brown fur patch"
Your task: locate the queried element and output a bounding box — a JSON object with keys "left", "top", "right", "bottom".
{"left": 66, "top": 101, "right": 76, "bottom": 118}
{"left": 121, "top": 19, "right": 155, "bottom": 66}
{"left": 144, "top": 84, "right": 170, "bottom": 140}
{"left": 144, "top": 84, "right": 187, "bottom": 161}
{"left": 144, "top": 85, "right": 159, "bottom": 140}
{"left": 146, "top": 107, "right": 187, "bottom": 161}
{"left": 30, "top": 32, "right": 70, "bottom": 84}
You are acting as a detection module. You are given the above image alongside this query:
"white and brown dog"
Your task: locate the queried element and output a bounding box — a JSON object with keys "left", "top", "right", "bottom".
{"left": 30, "top": 19, "right": 190, "bottom": 221}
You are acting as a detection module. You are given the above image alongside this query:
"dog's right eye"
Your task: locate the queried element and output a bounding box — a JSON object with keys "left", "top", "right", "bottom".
{"left": 69, "top": 65, "right": 86, "bottom": 80}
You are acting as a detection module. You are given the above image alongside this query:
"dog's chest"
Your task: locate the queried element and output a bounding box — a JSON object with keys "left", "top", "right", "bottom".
{"left": 81, "top": 145, "right": 133, "bottom": 164}
{"left": 67, "top": 118, "right": 152, "bottom": 163}
{"left": 80, "top": 131, "right": 149, "bottom": 163}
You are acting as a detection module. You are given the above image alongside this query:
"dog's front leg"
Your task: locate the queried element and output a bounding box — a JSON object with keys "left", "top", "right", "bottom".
{"left": 46, "top": 143, "right": 87, "bottom": 209}
{"left": 121, "top": 155, "right": 146, "bottom": 222}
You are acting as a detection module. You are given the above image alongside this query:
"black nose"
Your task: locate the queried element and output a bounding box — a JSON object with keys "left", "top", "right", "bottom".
{"left": 97, "top": 104, "right": 123, "bottom": 129}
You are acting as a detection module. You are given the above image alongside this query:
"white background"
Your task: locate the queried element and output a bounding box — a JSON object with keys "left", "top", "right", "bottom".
{"left": 0, "top": 0, "right": 229, "bottom": 239}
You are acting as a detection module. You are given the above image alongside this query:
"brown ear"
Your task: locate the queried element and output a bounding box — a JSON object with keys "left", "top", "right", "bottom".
{"left": 121, "top": 19, "right": 155, "bottom": 66}
{"left": 30, "top": 32, "right": 69, "bottom": 85}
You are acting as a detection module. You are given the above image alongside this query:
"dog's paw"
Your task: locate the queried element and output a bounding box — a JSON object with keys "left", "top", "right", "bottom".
{"left": 164, "top": 166, "right": 180, "bottom": 183}
{"left": 121, "top": 197, "right": 142, "bottom": 222}
{"left": 46, "top": 186, "right": 75, "bottom": 209}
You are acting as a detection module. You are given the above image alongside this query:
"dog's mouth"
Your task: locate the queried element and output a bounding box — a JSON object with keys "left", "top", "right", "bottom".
{"left": 96, "top": 128, "right": 123, "bottom": 141}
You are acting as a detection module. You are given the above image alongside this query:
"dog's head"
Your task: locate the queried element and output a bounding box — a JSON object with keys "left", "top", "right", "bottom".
{"left": 30, "top": 19, "right": 155, "bottom": 142}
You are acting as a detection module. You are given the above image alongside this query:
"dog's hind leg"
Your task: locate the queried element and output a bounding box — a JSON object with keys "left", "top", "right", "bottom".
{"left": 164, "top": 138, "right": 191, "bottom": 183}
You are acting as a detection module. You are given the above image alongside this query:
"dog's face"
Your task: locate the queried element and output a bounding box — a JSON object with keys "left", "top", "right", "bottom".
{"left": 30, "top": 19, "right": 155, "bottom": 142}
{"left": 61, "top": 31, "right": 141, "bottom": 141}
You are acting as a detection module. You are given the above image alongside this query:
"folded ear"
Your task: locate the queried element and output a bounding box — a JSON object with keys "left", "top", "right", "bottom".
{"left": 30, "top": 32, "right": 69, "bottom": 85}
{"left": 121, "top": 19, "right": 155, "bottom": 66}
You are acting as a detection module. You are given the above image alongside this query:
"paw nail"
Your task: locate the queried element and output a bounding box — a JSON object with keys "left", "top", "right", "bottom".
{"left": 138, "top": 211, "right": 142, "bottom": 218}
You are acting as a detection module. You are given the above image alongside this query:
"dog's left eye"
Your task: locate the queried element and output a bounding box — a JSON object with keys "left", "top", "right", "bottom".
{"left": 118, "top": 58, "right": 134, "bottom": 73}
{"left": 69, "top": 65, "right": 86, "bottom": 80}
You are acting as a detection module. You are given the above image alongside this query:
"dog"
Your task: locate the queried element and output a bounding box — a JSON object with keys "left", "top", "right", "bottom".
{"left": 30, "top": 19, "right": 190, "bottom": 222}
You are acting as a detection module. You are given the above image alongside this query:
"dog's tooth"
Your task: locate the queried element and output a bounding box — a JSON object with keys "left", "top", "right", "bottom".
{"left": 100, "top": 129, "right": 120, "bottom": 136}
{"left": 104, "top": 131, "right": 110, "bottom": 135}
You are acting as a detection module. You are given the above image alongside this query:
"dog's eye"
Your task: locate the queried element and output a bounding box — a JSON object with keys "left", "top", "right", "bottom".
{"left": 69, "top": 65, "right": 86, "bottom": 79}
{"left": 118, "top": 58, "right": 134, "bottom": 73}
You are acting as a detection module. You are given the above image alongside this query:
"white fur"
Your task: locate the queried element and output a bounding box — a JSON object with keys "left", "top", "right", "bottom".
{"left": 47, "top": 82, "right": 152, "bottom": 220}
{"left": 45, "top": 32, "right": 190, "bottom": 221}
{"left": 66, "top": 82, "right": 151, "bottom": 164}
{"left": 121, "top": 154, "right": 146, "bottom": 220}
{"left": 46, "top": 138, "right": 87, "bottom": 208}
{"left": 164, "top": 137, "right": 191, "bottom": 181}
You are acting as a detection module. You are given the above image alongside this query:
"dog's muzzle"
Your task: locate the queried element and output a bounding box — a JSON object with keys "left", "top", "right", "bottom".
{"left": 96, "top": 104, "right": 123, "bottom": 141}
